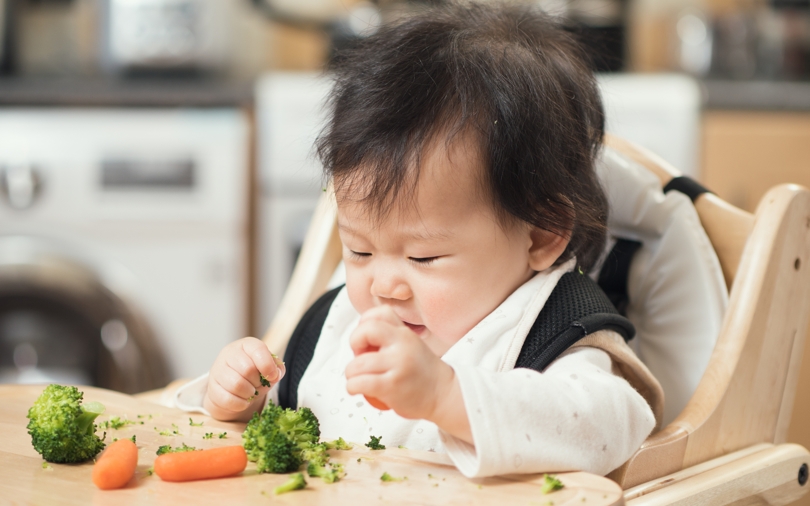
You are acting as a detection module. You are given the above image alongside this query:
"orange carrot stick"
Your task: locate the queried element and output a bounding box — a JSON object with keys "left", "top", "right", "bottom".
{"left": 154, "top": 445, "right": 247, "bottom": 482}
{"left": 92, "top": 438, "right": 138, "bottom": 490}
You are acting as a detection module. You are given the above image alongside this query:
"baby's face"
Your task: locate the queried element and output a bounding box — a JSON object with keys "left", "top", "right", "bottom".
{"left": 336, "top": 137, "right": 540, "bottom": 356}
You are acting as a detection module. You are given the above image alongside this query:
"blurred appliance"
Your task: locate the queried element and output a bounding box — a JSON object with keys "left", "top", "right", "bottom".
{"left": 255, "top": 72, "right": 702, "bottom": 329}
{"left": 0, "top": 0, "right": 8, "bottom": 74}
{"left": 598, "top": 73, "right": 702, "bottom": 177}
{"left": 101, "top": 0, "right": 230, "bottom": 74}
{"left": 711, "top": 2, "right": 810, "bottom": 80}
{"left": 256, "top": 73, "right": 330, "bottom": 331}
{"left": 569, "top": 0, "right": 629, "bottom": 72}
{"left": 0, "top": 109, "right": 249, "bottom": 392}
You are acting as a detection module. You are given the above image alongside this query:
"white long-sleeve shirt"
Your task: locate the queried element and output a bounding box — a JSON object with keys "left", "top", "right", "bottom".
{"left": 177, "top": 261, "right": 660, "bottom": 478}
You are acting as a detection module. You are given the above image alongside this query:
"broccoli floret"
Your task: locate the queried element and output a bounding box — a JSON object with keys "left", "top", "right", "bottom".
{"left": 307, "top": 461, "right": 345, "bottom": 483}
{"left": 259, "top": 374, "right": 272, "bottom": 387}
{"left": 380, "top": 471, "right": 406, "bottom": 482}
{"left": 365, "top": 435, "right": 385, "bottom": 450}
{"left": 26, "top": 384, "right": 106, "bottom": 463}
{"left": 541, "top": 474, "right": 564, "bottom": 494}
{"left": 274, "top": 472, "right": 307, "bottom": 495}
{"left": 324, "top": 437, "right": 352, "bottom": 450}
{"left": 242, "top": 401, "right": 321, "bottom": 473}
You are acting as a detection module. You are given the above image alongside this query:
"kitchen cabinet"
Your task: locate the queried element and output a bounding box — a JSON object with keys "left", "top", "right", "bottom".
{"left": 702, "top": 110, "right": 810, "bottom": 506}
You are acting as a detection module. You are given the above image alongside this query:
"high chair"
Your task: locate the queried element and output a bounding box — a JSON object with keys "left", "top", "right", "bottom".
{"left": 259, "top": 135, "right": 810, "bottom": 505}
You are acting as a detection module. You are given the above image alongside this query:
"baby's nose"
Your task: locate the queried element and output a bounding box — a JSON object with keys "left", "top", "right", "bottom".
{"left": 370, "top": 274, "right": 412, "bottom": 301}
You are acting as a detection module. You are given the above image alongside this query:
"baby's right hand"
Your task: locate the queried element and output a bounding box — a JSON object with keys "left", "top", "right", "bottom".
{"left": 203, "top": 337, "right": 285, "bottom": 422}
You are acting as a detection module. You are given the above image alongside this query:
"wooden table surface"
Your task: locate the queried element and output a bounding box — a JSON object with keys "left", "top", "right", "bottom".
{"left": 0, "top": 384, "right": 624, "bottom": 505}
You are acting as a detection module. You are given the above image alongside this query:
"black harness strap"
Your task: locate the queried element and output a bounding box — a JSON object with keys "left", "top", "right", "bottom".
{"left": 515, "top": 271, "right": 634, "bottom": 372}
{"left": 597, "top": 239, "right": 642, "bottom": 316}
{"left": 278, "top": 272, "right": 633, "bottom": 409}
{"left": 595, "top": 175, "right": 713, "bottom": 317}
{"left": 278, "top": 286, "right": 343, "bottom": 410}
{"left": 663, "top": 176, "right": 711, "bottom": 202}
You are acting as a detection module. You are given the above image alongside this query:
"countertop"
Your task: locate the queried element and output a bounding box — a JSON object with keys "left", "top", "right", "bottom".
{"left": 0, "top": 76, "right": 253, "bottom": 107}
{"left": 702, "top": 79, "right": 810, "bottom": 111}
{"left": 0, "top": 75, "right": 808, "bottom": 111}
{"left": 0, "top": 384, "right": 625, "bottom": 505}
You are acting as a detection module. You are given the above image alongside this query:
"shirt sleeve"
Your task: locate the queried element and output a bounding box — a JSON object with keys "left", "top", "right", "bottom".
{"left": 441, "top": 346, "right": 656, "bottom": 478}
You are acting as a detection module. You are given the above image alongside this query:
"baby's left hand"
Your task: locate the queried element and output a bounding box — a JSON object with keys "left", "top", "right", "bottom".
{"left": 345, "top": 305, "right": 455, "bottom": 421}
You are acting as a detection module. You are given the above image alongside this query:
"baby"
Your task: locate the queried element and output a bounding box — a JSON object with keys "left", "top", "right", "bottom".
{"left": 198, "top": 2, "right": 661, "bottom": 478}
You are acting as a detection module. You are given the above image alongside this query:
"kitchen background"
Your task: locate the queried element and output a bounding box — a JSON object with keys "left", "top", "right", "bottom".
{"left": 0, "top": 0, "right": 808, "bottom": 498}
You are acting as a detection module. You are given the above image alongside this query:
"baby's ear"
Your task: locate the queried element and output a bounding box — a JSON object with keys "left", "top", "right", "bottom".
{"left": 527, "top": 227, "right": 571, "bottom": 272}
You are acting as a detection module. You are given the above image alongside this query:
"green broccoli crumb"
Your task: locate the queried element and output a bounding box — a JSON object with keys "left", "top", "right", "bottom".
{"left": 189, "top": 418, "right": 204, "bottom": 427}
{"left": 307, "top": 461, "right": 345, "bottom": 483}
{"left": 380, "top": 472, "right": 406, "bottom": 482}
{"left": 365, "top": 435, "right": 385, "bottom": 450}
{"left": 41, "top": 462, "right": 52, "bottom": 470}
{"left": 274, "top": 473, "right": 307, "bottom": 494}
{"left": 98, "top": 416, "right": 137, "bottom": 430}
{"left": 541, "top": 474, "right": 564, "bottom": 494}
{"left": 323, "top": 437, "right": 352, "bottom": 450}
{"left": 146, "top": 467, "right": 154, "bottom": 476}
{"left": 156, "top": 443, "right": 197, "bottom": 455}
{"left": 398, "top": 445, "right": 407, "bottom": 449}
{"left": 259, "top": 374, "right": 272, "bottom": 387}
{"left": 203, "top": 432, "right": 213, "bottom": 439}
{"left": 218, "top": 432, "right": 228, "bottom": 439}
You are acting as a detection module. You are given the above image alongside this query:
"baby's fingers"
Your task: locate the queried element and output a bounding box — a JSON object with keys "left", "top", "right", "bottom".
{"left": 239, "top": 337, "right": 284, "bottom": 386}
{"left": 207, "top": 369, "right": 256, "bottom": 413}
{"left": 349, "top": 320, "right": 396, "bottom": 356}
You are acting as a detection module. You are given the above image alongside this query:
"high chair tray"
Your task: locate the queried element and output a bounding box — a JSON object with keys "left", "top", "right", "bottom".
{"left": 0, "top": 384, "right": 624, "bottom": 505}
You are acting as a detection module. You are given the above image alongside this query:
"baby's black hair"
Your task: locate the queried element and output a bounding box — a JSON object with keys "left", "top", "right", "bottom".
{"left": 316, "top": 1, "right": 607, "bottom": 271}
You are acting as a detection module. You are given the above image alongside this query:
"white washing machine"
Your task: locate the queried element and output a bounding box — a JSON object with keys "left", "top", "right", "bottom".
{"left": 0, "top": 108, "right": 249, "bottom": 391}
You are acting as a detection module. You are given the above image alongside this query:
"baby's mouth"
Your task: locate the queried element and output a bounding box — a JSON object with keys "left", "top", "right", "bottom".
{"left": 403, "top": 322, "right": 427, "bottom": 335}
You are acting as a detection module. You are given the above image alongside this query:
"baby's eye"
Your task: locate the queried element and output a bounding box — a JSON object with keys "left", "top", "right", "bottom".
{"left": 409, "top": 256, "right": 438, "bottom": 265}
{"left": 348, "top": 250, "right": 371, "bottom": 260}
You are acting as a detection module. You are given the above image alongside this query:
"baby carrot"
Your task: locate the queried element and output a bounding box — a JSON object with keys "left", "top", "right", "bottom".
{"left": 154, "top": 445, "right": 247, "bottom": 482}
{"left": 92, "top": 438, "right": 138, "bottom": 490}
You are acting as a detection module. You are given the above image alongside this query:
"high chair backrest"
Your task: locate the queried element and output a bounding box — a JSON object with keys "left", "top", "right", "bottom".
{"left": 262, "top": 136, "right": 810, "bottom": 491}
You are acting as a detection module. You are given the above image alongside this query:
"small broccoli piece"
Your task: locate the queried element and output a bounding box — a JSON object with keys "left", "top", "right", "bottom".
{"left": 189, "top": 418, "right": 204, "bottom": 427}
{"left": 203, "top": 432, "right": 213, "bottom": 439}
{"left": 301, "top": 443, "right": 329, "bottom": 467}
{"left": 307, "top": 461, "right": 345, "bottom": 483}
{"left": 541, "top": 474, "right": 564, "bottom": 494}
{"left": 156, "top": 443, "right": 197, "bottom": 456}
{"left": 259, "top": 374, "right": 272, "bottom": 387}
{"left": 324, "top": 437, "right": 352, "bottom": 450}
{"left": 99, "top": 416, "right": 137, "bottom": 430}
{"left": 366, "top": 435, "right": 385, "bottom": 450}
{"left": 218, "top": 432, "right": 228, "bottom": 439}
{"left": 380, "top": 472, "right": 406, "bottom": 482}
{"left": 242, "top": 401, "right": 321, "bottom": 474}
{"left": 274, "top": 473, "right": 307, "bottom": 495}
{"left": 26, "top": 384, "right": 106, "bottom": 463}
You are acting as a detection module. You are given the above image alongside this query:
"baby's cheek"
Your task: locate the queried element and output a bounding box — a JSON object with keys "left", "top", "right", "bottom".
{"left": 345, "top": 271, "right": 374, "bottom": 314}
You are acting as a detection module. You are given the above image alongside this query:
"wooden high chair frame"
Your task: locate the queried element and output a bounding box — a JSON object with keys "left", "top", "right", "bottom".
{"left": 260, "top": 135, "right": 810, "bottom": 505}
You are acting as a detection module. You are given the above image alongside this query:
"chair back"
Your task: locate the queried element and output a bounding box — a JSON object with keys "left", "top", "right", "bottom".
{"left": 604, "top": 136, "right": 810, "bottom": 488}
